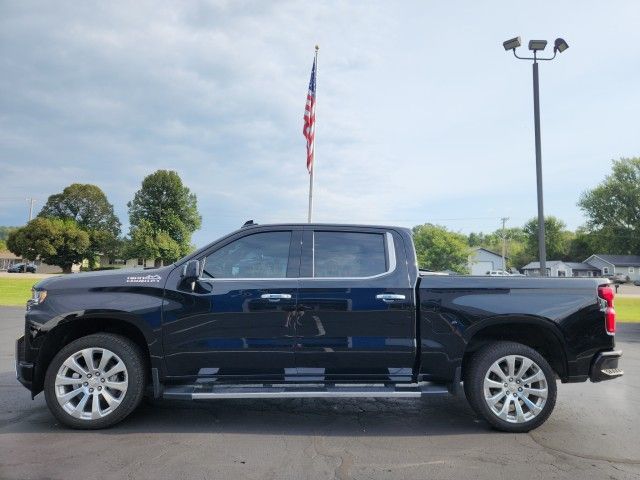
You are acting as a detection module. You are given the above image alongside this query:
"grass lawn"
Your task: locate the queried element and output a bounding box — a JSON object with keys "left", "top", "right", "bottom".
{"left": 0, "top": 278, "right": 39, "bottom": 306}
{"left": 616, "top": 297, "right": 640, "bottom": 323}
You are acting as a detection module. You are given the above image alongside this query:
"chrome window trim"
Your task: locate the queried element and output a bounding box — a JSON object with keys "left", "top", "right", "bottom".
{"left": 197, "top": 231, "right": 396, "bottom": 282}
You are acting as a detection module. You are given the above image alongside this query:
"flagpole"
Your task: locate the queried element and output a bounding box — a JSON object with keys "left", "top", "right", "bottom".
{"left": 307, "top": 165, "right": 314, "bottom": 223}
{"left": 307, "top": 45, "right": 318, "bottom": 223}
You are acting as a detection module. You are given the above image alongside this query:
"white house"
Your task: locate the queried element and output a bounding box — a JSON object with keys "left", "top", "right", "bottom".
{"left": 521, "top": 260, "right": 600, "bottom": 277}
{"left": 468, "top": 247, "right": 506, "bottom": 275}
{"left": 584, "top": 254, "right": 640, "bottom": 281}
{"left": 98, "top": 256, "right": 157, "bottom": 269}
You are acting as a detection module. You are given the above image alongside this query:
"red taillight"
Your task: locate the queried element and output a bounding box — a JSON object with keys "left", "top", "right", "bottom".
{"left": 598, "top": 285, "right": 616, "bottom": 335}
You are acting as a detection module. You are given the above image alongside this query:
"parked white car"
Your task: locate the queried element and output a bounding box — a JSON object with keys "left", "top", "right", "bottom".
{"left": 486, "top": 270, "right": 511, "bottom": 276}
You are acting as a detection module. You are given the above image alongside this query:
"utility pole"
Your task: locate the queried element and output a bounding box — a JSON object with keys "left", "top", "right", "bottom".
{"left": 500, "top": 217, "right": 509, "bottom": 272}
{"left": 27, "top": 197, "right": 35, "bottom": 222}
{"left": 23, "top": 197, "right": 36, "bottom": 269}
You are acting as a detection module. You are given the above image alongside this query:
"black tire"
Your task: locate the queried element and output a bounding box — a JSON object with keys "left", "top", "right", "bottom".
{"left": 44, "top": 333, "right": 146, "bottom": 429}
{"left": 462, "top": 373, "right": 481, "bottom": 415}
{"left": 464, "top": 341, "right": 557, "bottom": 433}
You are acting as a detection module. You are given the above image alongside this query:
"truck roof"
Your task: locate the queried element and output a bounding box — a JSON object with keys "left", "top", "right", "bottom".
{"left": 179, "top": 222, "right": 413, "bottom": 267}
{"left": 240, "top": 222, "right": 410, "bottom": 231}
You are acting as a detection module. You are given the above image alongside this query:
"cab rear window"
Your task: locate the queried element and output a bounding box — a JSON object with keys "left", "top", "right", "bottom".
{"left": 313, "top": 231, "right": 387, "bottom": 278}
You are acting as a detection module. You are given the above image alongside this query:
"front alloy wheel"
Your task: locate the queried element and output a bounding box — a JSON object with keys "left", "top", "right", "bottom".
{"left": 54, "top": 347, "right": 129, "bottom": 420}
{"left": 45, "top": 333, "right": 145, "bottom": 429}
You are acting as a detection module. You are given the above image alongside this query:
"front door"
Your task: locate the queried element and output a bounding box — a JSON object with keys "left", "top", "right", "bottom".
{"left": 294, "top": 227, "right": 416, "bottom": 382}
{"left": 162, "top": 228, "right": 301, "bottom": 381}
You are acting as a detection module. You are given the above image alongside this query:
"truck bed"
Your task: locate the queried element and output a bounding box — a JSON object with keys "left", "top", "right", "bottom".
{"left": 416, "top": 274, "right": 613, "bottom": 384}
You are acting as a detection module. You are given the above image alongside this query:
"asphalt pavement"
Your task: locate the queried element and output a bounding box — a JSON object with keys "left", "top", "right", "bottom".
{"left": 1, "top": 306, "right": 639, "bottom": 480}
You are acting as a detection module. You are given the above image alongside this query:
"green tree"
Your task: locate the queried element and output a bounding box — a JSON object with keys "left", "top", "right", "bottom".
{"left": 578, "top": 157, "right": 640, "bottom": 254}
{"left": 523, "top": 216, "right": 572, "bottom": 261}
{"left": 127, "top": 170, "right": 201, "bottom": 266}
{"left": 468, "top": 232, "right": 488, "bottom": 247}
{"left": 125, "top": 220, "right": 183, "bottom": 266}
{"left": 412, "top": 224, "right": 470, "bottom": 273}
{"left": 39, "top": 184, "right": 121, "bottom": 267}
{"left": 506, "top": 240, "right": 533, "bottom": 271}
{"left": 0, "top": 226, "right": 18, "bottom": 241}
{"left": 468, "top": 227, "right": 529, "bottom": 270}
{"left": 500, "top": 227, "right": 530, "bottom": 270}
{"left": 0, "top": 239, "right": 6, "bottom": 251}
{"left": 7, "top": 218, "right": 90, "bottom": 273}
{"left": 567, "top": 228, "right": 598, "bottom": 261}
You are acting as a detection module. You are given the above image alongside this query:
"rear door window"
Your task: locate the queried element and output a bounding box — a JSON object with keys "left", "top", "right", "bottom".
{"left": 313, "top": 231, "right": 388, "bottom": 278}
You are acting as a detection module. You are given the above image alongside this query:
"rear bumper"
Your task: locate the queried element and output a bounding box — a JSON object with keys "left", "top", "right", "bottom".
{"left": 15, "top": 336, "right": 34, "bottom": 390}
{"left": 589, "top": 350, "right": 623, "bottom": 382}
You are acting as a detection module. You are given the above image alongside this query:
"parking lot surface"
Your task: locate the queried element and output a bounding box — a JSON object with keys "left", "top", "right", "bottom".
{"left": 1, "top": 306, "right": 639, "bottom": 480}
{"left": 617, "top": 283, "right": 640, "bottom": 297}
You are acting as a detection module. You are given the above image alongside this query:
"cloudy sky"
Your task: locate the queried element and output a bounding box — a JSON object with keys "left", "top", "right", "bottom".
{"left": 1, "top": 1, "right": 639, "bottom": 246}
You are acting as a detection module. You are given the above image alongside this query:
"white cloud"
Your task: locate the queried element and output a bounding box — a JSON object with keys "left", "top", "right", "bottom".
{"left": 1, "top": 1, "right": 639, "bottom": 245}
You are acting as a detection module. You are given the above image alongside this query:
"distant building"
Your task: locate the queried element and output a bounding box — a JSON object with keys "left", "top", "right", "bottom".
{"left": 468, "top": 247, "right": 506, "bottom": 275}
{"left": 565, "top": 262, "right": 604, "bottom": 277}
{"left": 98, "top": 255, "right": 157, "bottom": 269}
{"left": 1, "top": 249, "right": 157, "bottom": 273}
{"left": 521, "top": 260, "right": 600, "bottom": 277}
{"left": 0, "top": 249, "right": 74, "bottom": 273}
{"left": 584, "top": 254, "right": 640, "bottom": 281}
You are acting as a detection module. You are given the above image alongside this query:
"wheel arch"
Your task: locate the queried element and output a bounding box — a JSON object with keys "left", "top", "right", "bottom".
{"left": 462, "top": 316, "right": 569, "bottom": 382}
{"left": 33, "top": 314, "right": 154, "bottom": 396}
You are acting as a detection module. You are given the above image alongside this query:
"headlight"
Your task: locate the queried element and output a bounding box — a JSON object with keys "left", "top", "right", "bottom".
{"left": 30, "top": 288, "right": 47, "bottom": 305}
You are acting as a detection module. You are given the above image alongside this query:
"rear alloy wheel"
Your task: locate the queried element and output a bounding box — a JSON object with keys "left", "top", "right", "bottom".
{"left": 45, "top": 333, "right": 145, "bottom": 429}
{"left": 465, "top": 342, "right": 557, "bottom": 432}
{"left": 483, "top": 355, "right": 548, "bottom": 423}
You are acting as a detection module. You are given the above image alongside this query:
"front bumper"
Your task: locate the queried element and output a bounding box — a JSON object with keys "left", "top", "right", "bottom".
{"left": 589, "top": 350, "right": 623, "bottom": 382}
{"left": 15, "top": 336, "right": 34, "bottom": 390}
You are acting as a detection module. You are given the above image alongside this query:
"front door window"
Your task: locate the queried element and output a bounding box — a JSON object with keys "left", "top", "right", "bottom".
{"left": 202, "top": 231, "right": 292, "bottom": 279}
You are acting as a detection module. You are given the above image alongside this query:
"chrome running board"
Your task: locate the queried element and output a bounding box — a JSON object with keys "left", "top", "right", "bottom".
{"left": 162, "top": 382, "right": 450, "bottom": 400}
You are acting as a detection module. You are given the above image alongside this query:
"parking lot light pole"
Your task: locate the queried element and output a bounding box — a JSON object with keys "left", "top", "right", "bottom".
{"left": 502, "top": 36, "right": 569, "bottom": 277}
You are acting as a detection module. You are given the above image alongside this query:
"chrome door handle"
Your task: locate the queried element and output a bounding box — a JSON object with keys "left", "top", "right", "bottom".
{"left": 261, "top": 293, "right": 292, "bottom": 302}
{"left": 376, "top": 293, "right": 406, "bottom": 303}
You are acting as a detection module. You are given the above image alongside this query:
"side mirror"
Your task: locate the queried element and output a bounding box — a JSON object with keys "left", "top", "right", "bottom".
{"left": 181, "top": 260, "right": 201, "bottom": 281}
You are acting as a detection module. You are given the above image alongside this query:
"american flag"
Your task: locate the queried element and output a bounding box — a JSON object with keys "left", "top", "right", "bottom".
{"left": 303, "top": 56, "right": 317, "bottom": 173}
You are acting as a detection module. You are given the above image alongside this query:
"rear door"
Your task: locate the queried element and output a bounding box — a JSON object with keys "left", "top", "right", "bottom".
{"left": 294, "top": 227, "right": 416, "bottom": 382}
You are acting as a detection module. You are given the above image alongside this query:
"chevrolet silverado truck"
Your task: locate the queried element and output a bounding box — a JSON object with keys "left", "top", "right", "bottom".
{"left": 15, "top": 223, "right": 623, "bottom": 431}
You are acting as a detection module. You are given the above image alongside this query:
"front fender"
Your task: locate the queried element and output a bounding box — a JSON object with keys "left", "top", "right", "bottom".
{"left": 27, "top": 307, "right": 164, "bottom": 396}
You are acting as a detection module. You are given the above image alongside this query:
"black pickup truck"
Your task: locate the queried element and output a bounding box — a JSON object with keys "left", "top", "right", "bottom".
{"left": 15, "top": 223, "right": 623, "bottom": 431}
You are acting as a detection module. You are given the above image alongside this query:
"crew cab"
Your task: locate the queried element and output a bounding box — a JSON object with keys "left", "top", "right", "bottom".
{"left": 15, "top": 223, "right": 623, "bottom": 431}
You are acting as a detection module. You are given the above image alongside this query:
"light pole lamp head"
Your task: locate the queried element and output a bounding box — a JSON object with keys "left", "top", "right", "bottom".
{"left": 528, "top": 40, "right": 548, "bottom": 52}
{"left": 554, "top": 38, "right": 569, "bottom": 53}
{"left": 503, "top": 36, "right": 521, "bottom": 51}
